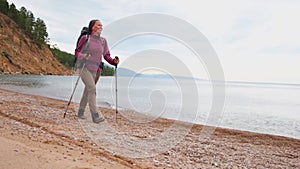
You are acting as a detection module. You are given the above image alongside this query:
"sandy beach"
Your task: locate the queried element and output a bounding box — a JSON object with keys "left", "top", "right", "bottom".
{"left": 0, "top": 88, "right": 299, "bottom": 168}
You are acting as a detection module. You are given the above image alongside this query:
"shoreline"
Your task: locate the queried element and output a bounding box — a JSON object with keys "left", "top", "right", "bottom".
{"left": 0, "top": 88, "right": 299, "bottom": 168}
{"left": 1, "top": 86, "right": 298, "bottom": 140}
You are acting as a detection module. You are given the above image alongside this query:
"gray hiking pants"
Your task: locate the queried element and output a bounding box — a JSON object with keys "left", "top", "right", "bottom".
{"left": 79, "top": 68, "right": 100, "bottom": 113}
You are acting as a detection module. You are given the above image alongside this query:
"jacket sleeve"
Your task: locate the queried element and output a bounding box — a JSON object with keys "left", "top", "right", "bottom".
{"left": 75, "top": 35, "right": 87, "bottom": 60}
{"left": 103, "top": 38, "right": 116, "bottom": 66}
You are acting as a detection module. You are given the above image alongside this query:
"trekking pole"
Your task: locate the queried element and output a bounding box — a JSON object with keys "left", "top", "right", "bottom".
{"left": 63, "top": 62, "right": 86, "bottom": 118}
{"left": 115, "top": 56, "right": 119, "bottom": 122}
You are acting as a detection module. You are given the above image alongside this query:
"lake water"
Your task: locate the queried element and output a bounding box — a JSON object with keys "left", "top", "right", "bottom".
{"left": 0, "top": 74, "right": 299, "bottom": 139}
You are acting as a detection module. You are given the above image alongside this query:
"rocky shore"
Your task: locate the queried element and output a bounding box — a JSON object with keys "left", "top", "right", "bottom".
{"left": 0, "top": 88, "right": 299, "bottom": 168}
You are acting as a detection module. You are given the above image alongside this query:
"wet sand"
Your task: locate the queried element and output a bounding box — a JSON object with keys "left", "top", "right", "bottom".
{"left": 0, "top": 88, "right": 299, "bottom": 168}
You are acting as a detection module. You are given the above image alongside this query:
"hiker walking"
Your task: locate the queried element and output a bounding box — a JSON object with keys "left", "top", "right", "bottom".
{"left": 75, "top": 19, "right": 119, "bottom": 123}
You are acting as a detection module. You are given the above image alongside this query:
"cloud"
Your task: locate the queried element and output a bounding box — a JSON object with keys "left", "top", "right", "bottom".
{"left": 7, "top": 0, "right": 300, "bottom": 83}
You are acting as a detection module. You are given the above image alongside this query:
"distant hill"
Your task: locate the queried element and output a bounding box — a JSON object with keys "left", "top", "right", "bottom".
{"left": 0, "top": 13, "right": 72, "bottom": 75}
{"left": 117, "top": 67, "right": 137, "bottom": 76}
{"left": 117, "top": 67, "right": 201, "bottom": 80}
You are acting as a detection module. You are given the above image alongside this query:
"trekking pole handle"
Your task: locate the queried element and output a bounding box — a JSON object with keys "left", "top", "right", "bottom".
{"left": 114, "top": 56, "right": 119, "bottom": 67}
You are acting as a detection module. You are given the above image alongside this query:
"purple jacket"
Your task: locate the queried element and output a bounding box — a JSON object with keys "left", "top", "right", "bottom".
{"left": 75, "top": 34, "right": 115, "bottom": 72}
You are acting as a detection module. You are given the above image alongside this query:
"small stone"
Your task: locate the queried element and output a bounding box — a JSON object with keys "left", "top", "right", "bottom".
{"left": 212, "top": 161, "right": 218, "bottom": 167}
{"left": 163, "top": 151, "right": 170, "bottom": 156}
{"left": 154, "top": 162, "right": 160, "bottom": 167}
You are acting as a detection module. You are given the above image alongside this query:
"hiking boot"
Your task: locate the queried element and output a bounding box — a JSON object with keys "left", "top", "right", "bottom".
{"left": 91, "top": 112, "right": 105, "bottom": 123}
{"left": 77, "top": 109, "right": 86, "bottom": 119}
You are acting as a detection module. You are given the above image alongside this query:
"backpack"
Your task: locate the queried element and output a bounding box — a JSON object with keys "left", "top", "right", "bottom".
{"left": 74, "top": 26, "right": 106, "bottom": 69}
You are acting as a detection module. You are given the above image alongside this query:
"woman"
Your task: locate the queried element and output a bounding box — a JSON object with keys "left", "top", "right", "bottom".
{"left": 75, "top": 19, "right": 119, "bottom": 123}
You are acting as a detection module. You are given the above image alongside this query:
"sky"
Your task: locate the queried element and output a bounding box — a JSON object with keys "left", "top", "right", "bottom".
{"left": 7, "top": 0, "right": 300, "bottom": 84}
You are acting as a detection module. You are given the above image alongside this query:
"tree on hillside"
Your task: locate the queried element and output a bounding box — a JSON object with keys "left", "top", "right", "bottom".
{"left": 0, "top": 0, "right": 9, "bottom": 15}
{"left": 18, "top": 7, "right": 27, "bottom": 31}
{"left": 101, "top": 65, "right": 115, "bottom": 76}
{"left": 18, "top": 7, "right": 34, "bottom": 36}
{"left": 0, "top": 1, "right": 49, "bottom": 48}
{"left": 32, "top": 18, "right": 48, "bottom": 48}
{"left": 50, "top": 47, "right": 74, "bottom": 68}
{"left": 7, "top": 3, "right": 18, "bottom": 21}
{"left": 25, "top": 11, "right": 35, "bottom": 37}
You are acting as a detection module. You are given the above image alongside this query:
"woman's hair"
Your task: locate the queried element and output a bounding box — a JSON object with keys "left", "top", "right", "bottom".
{"left": 88, "top": 19, "right": 99, "bottom": 32}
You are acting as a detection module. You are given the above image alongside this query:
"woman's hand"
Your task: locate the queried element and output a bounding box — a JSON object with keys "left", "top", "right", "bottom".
{"left": 113, "top": 56, "right": 119, "bottom": 65}
{"left": 84, "top": 53, "right": 90, "bottom": 60}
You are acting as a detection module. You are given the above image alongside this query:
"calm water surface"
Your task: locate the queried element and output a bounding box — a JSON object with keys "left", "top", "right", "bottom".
{"left": 0, "top": 74, "right": 299, "bottom": 139}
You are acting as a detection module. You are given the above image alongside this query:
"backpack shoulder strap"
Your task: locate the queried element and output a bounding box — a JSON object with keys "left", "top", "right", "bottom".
{"left": 78, "top": 34, "right": 90, "bottom": 53}
{"left": 100, "top": 37, "right": 105, "bottom": 47}
{"left": 85, "top": 34, "right": 90, "bottom": 48}
{"left": 100, "top": 37, "right": 106, "bottom": 55}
